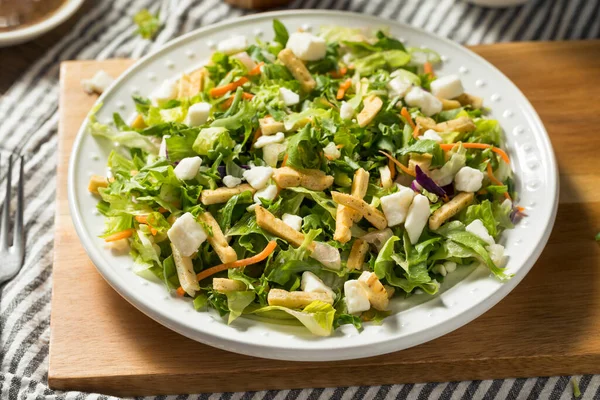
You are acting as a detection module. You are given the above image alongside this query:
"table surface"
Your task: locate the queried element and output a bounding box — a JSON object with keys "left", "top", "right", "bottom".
{"left": 49, "top": 40, "right": 600, "bottom": 397}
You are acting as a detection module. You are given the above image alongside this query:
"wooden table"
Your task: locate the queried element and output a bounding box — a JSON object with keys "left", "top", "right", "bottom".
{"left": 48, "top": 40, "right": 600, "bottom": 397}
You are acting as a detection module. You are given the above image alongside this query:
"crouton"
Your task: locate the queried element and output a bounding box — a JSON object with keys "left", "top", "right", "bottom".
{"left": 358, "top": 271, "right": 389, "bottom": 311}
{"left": 408, "top": 154, "right": 433, "bottom": 174}
{"left": 198, "top": 212, "right": 238, "bottom": 263}
{"left": 455, "top": 93, "right": 483, "bottom": 109}
{"left": 255, "top": 205, "right": 316, "bottom": 251}
{"left": 171, "top": 243, "right": 200, "bottom": 297}
{"left": 347, "top": 239, "right": 369, "bottom": 270}
{"left": 429, "top": 192, "right": 475, "bottom": 230}
{"left": 88, "top": 175, "right": 108, "bottom": 194}
{"left": 435, "top": 116, "right": 476, "bottom": 133}
{"left": 213, "top": 278, "right": 247, "bottom": 293}
{"left": 267, "top": 288, "right": 334, "bottom": 308}
{"left": 177, "top": 68, "right": 206, "bottom": 98}
{"left": 200, "top": 184, "right": 256, "bottom": 205}
{"left": 331, "top": 191, "right": 387, "bottom": 230}
{"left": 357, "top": 95, "right": 383, "bottom": 128}
{"left": 272, "top": 167, "right": 334, "bottom": 191}
{"left": 415, "top": 116, "right": 437, "bottom": 131}
{"left": 352, "top": 168, "right": 370, "bottom": 197}
{"left": 350, "top": 168, "right": 370, "bottom": 221}
{"left": 131, "top": 114, "right": 147, "bottom": 129}
{"left": 334, "top": 205, "right": 353, "bottom": 243}
{"left": 334, "top": 168, "right": 370, "bottom": 243}
{"left": 438, "top": 97, "right": 462, "bottom": 110}
{"left": 417, "top": 115, "right": 475, "bottom": 134}
{"left": 277, "top": 48, "right": 316, "bottom": 92}
{"left": 259, "top": 116, "right": 286, "bottom": 136}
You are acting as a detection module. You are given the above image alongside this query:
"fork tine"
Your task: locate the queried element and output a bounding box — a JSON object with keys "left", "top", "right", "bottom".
{"left": 13, "top": 156, "right": 24, "bottom": 255}
{"left": 0, "top": 154, "right": 12, "bottom": 251}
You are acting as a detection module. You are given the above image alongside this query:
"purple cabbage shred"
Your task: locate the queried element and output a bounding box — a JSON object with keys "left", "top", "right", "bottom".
{"left": 414, "top": 165, "right": 448, "bottom": 200}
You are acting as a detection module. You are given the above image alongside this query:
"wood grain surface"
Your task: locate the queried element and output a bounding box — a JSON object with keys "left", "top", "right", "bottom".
{"left": 49, "top": 41, "right": 600, "bottom": 397}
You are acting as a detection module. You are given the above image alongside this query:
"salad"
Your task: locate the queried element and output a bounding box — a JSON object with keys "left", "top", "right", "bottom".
{"left": 87, "top": 21, "right": 523, "bottom": 337}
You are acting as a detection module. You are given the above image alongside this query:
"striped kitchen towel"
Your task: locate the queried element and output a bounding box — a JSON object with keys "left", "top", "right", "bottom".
{"left": 0, "top": 0, "right": 598, "bottom": 399}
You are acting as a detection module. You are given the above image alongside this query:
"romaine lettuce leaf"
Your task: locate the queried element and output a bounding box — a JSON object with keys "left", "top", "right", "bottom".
{"left": 353, "top": 50, "right": 410, "bottom": 75}
{"left": 398, "top": 139, "right": 444, "bottom": 167}
{"left": 436, "top": 227, "right": 510, "bottom": 280}
{"left": 373, "top": 236, "right": 439, "bottom": 295}
{"left": 88, "top": 112, "right": 160, "bottom": 154}
{"left": 252, "top": 300, "right": 336, "bottom": 336}
{"left": 284, "top": 125, "right": 323, "bottom": 170}
{"left": 216, "top": 190, "right": 254, "bottom": 231}
{"left": 192, "top": 127, "right": 234, "bottom": 159}
{"left": 225, "top": 291, "right": 256, "bottom": 324}
{"left": 464, "top": 200, "right": 498, "bottom": 237}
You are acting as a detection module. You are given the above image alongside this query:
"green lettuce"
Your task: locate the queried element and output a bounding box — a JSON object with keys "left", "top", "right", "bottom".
{"left": 464, "top": 200, "right": 498, "bottom": 238}
{"left": 284, "top": 125, "right": 322, "bottom": 170}
{"left": 192, "top": 127, "right": 234, "bottom": 159}
{"left": 216, "top": 190, "right": 254, "bottom": 231}
{"left": 435, "top": 223, "right": 510, "bottom": 280}
{"left": 252, "top": 301, "right": 336, "bottom": 336}
{"left": 88, "top": 110, "right": 160, "bottom": 154}
{"left": 225, "top": 291, "right": 256, "bottom": 324}
{"left": 286, "top": 187, "right": 337, "bottom": 218}
{"left": 373, "top": 236, "right": 439, "bottom": 295}
{"left": 272, "top": 19, "right": 289, "bottom": 47}
{"left": 353, "top": 50, "right": 410, "bottom": 75}
{"left": 397, "top": 139, "right": 444, "bottom": 167}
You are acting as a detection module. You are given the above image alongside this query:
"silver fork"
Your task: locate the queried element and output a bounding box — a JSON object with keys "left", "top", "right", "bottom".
{"left": 0, "top": 155, "right": 25, "bottom": 285}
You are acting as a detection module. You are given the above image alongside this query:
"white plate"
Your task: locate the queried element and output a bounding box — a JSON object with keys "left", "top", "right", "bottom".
{"left": 68, "top": 10, "right": 558, "bottom": 361}
{"left": 0, "top": 0, "right": 84, "bottom": 47}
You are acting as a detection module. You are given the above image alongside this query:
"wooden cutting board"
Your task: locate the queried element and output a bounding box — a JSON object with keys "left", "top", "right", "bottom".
{"left": 49, "top": 41, "right": 600, "bottom": 397}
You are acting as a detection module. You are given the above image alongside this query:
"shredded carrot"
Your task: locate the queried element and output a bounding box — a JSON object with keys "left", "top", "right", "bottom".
{"left": 209, "top": 76, "right": 249, "bottom": 98}
{"left": 440, "top": 142, "right": 511, "bottom": 164}
{"left": 176, "top": 241, "right": 278, "bottom": 296}
{"left": 516, "top": 206, "right": 525, "bottom": 212}
{"left": 281, "top": 153, "right": 288, "bottom": 167}
{"left": 336, "top": 144, "right": 344, "bottom": 149}
{"left": 104, "top": 228, "right": 135, "bottom": 242}
{"left": 247, "top": 62, "right": 264, "bottom": 76}
{"left": 329, "top": 66, "right": 348, "bottom": 79}
{"left": 486, "top": 161, "right": 511, "bottom": 201}
{"left": 221, "top": 97, "right": 234, "bottom": 110}
{"left": 135, "top": 215, "right": 159, "bottom": 235}
{"left": 412, "top": 124, "right": 421, "bottom": 139}
{"left": 388, "top": 157, "right": 397, "bottom": 180}
{"left": 336, "top": 79, "right": 352, "bottom": 100}
{"left": 401, "top": 107, "right": 416, "bottom": 130}
{"left": 251, "top": 128, "right": 262, "bottom": 145}
{"left": 158, "top": 207, "right": 168, "bottom": 213}
{"left": 477, "top": 189, "right": 488, "bottom": 195}
{"left": 379, "top": 151, "right": 416, "bottom": 177}
{"left": 221, "top": 92, "right": 254, "bottom": 110}
{"left": 424, "top": 61, "right": 434, "bottom": 77}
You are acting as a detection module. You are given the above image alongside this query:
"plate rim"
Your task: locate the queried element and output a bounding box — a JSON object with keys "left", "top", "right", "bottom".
{"left": 67, "top": 9, "right": 559, "bottom": 361}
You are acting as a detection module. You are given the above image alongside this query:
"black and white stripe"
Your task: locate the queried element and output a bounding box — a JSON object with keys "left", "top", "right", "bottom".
{"left": 0, "top": 0, "right": 598, "bottom": 398}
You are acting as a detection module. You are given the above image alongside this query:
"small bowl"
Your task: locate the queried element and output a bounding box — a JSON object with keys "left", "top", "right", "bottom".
{"left": 0, "top": 0, "right": 84, "bottom": 47}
